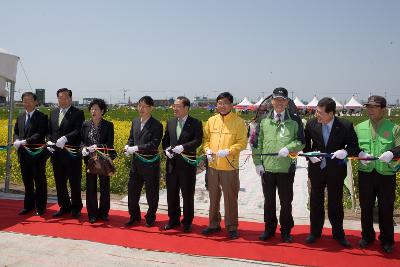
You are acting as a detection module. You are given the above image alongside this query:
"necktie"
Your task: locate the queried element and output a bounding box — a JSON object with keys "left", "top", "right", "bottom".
{"left": 176, "top": 119, "right": 183, "bottom": 139}
{"left": 276, "top": 113, "right": 281, "bottom": 123}
{"left": 320, "top": 124, "right": 329, "bottom": 169}
{"left": 58, "top": 109, "right": 65, "bottom": 126}
{"left": 24, "top": 114, "right": 31, "bottom": 132}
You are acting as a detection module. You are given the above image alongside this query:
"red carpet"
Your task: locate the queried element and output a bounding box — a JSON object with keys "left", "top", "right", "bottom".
{"left": 0, "top": 199, "right": 399, "bottom": 266}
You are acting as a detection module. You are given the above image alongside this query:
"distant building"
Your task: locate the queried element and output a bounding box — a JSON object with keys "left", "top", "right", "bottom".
{"left": 192, "top": 96, "right": 215, "bottom": 107}
{"left": 83, "top": 98, "right": 96, "bottom": 105}
{"left": 35, "top": 89, "right": 45, "bottom": 105}
{"left": 72, "top": 100, "right": 80, "bottom": 106}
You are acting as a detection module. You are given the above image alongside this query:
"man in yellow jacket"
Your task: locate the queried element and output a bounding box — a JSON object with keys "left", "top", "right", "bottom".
{"left": 202, "top": 92, "right": 248, "bottom": 239}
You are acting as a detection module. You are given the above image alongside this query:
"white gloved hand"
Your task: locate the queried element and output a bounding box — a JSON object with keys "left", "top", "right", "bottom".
{"left": 124, "top": 145, "right": 129, "bottom": 156}
{"left": 331, "top": 149, "right": 348, "bottom": 160}
{"left": 88, "top": 144, "right": 97, "bottom": 153}
{"left": 255, "top": 165, "right": 264, "bottom": 176}
{"left": 47, "top": 146, "right": 55, "bottom": 153}
{"left": 126, "top": 146, "right": 139, "bottom": 155}
{"left": 379, "top": 151, "right": 394, "bottom": 163}
{"left": 206, "top": 149, "right": 213, "bottom": 162}
{"left": 358, "top": 151, "right": 372, "bottom": 166}
{"left": 47, "top": 141, "right": 55, "bottom": 146}
{"left": 56, "top": 136, "right": 68, "bottom": 149}
{"left": 308, "top": 151, "right": 321, "bottom": 163}
{"left": 216, "top": 149, "right": 230, "bottom": 158}
{"left": 13, "top": 139, "right": 26, "bottom": 149}
{"left": 82, "top": 147, "right": 89, "bottom": 157}
{"left": 172, "top": 145, "right": 184, "bottom": 154}
{"left": 165, "top": 146, "right": 174, "bottom": 159}
{"left": 278, "top": 147, "right": 289, "bottom": 157}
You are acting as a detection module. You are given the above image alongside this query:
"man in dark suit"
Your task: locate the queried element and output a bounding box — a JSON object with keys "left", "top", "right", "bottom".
{"left": 161, "top": 96, "right": 203, "bottom": 233}
{"left": 47, "top": 88, "right": 84, "bottom": 218}
{"left": 304, "top": 97, "right": 360, "bottom": 247}
{"left": 13, "top": 92, "right": 48, "bottom": 216}
{"left": 125, "top": 96, "right": 163, "bottom": 227}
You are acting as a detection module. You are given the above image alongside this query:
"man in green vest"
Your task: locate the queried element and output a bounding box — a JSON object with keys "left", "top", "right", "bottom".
{"left": 355, "top": 95, "right": 400, "bottom": 254}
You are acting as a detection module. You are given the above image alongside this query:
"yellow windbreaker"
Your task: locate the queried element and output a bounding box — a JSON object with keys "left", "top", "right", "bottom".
{"left": 203, "top": 112, "right": 248, "bottom": 170}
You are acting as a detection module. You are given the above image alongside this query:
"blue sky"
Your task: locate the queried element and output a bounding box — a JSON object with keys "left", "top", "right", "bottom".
{"left": 1, "top": 0, "right": 399, "bottom": 104}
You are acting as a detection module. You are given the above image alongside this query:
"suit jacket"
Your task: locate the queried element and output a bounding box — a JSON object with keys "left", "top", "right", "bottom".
{"left": 14, "top": 110, "right": 48, "bottom": 158}
{"left": 391, "top": 145, "right": 400, "bottom": 158}
{"left": 48, "top": 106, "right": 84, "bottom": 146}
{"left": 127, "top": 116, "right": 163, "bottom": 156}
{"left": 81, "top": 119, "right": 116, "bottom": 159}
{"left": 162, "top": 116, "right": 203, "bottom": 173}
{"left": 304, "top": 117, "right": 360, "bottom": 176}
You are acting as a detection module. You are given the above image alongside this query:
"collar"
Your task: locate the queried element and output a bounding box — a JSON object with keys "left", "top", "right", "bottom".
{"left": 219, "top": 111, "right": 234, "bottom": 121}
{"left": 26, "top": 109, "right": 36, "bottom": 118}
{"left": 273, "top": 110, "right": 285, "bottom": 120}
{"left": 141, "top": 116, "right": 151, "bottom": 124}
{"left": 60, "top": 106, "right": 71, "bottom": 114}
{"left": 177, "top": 115, "right": 188, "bottom": 124}
{"left": 323, "top": 117, "right": 335, "bottom": 130}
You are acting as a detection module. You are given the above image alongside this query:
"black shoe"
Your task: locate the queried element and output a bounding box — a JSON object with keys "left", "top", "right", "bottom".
{"left": 282, "top": 233, "right": 293, "bottom": 243}
{"left": 100, "top": 214, "right": 109, "bottom": 221}
{"left": 183, "top": 224, "right": 192, "bottom": 233}
{"left": 125, "top": 217, "right": 140, "bottom": 227}
{"left": 89, "top": 217, "right": 97, "bottom": 224}
{"left": 228, "top": 230, "right": 239, "bottom": 240}
{"left": 382, "top": 243, "right": 394, "bottom": 254}
{"left": 163, "top": 222, "right": 180, "bottom": 230}
{"left": 35, "top": 210, "right": 45, "bottom": 216}
{"left": 52, "top": 209, "right": 69, "bottom": 218}
{"left": 305, "top": 235, "right": 319, "bottom": 244}
{"left": 259, "top": 231, "right": 275, "bottom": 241}
{"left": 71, "top": 211, "right": 81, "bottom": 218}
{"left": 145, "top": 220, "right": 155, "bottom": 227}
{"left": 359, "top": 239, "right": 372, "bottom": 248}
{"left": 202, "top": 226, "right": 222, "bottom": 235}
{"left": 337, "top": 237, "right": 351, "bottom": 248}
{"left": 18, "top": 209, "right": 32, "bottom": 215}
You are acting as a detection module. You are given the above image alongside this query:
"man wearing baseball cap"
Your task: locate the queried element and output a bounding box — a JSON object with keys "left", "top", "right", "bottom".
{"left": 252, "top": 87, "right": 305, "bottom": 243}
{"left": 355, "top": 95, "right": 400, "bottom": 253}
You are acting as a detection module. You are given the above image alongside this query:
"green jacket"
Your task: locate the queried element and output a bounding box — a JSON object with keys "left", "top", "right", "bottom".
{"left": 355, "top": 119, "right": 400, "bottom": 175}
{"left": 252, "top": 110, "right": 305, "bottom": 173}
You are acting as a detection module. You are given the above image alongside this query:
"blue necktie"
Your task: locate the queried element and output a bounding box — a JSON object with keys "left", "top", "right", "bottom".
{"left": 320, "top": 124, "right": 329, "bottom": 169}
{"left": 24, "top": 114, "right": 31, "bottom": 132}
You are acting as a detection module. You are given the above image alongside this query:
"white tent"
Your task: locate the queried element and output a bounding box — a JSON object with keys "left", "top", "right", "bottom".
{"left": 293, "top": 96, "right": 306, "bottom": 109}
{"left": 254, "top": 97, "right": 264, "bottom": 106}
{"left": 332, "top": 97, "right": 344, "bottom": 110}
{"left": 306, "top": 96, "right": 319, "bottom": 109}
{"left": 344, "top": 96, "right": 363, "bottom": 109}
{"left": 0, "top": 48, "right": 20, "bottom": 193}
{"left": 234, "top": 97, "right": 254, "bottom": 110}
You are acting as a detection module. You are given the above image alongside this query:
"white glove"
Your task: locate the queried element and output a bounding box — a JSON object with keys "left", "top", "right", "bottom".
{"left": 47, "top": 141, "right": 55, "bottom": 146}
{"left": 172, "top": 145, "right": 184, "bottom": 154}
{"left": 358, "top": 151, "right": 371, "bottom": 166}
{"left": 124, "top": 145, "right": 129, "bottom": 156}
{"left": 379, "top": 151, "right": 394, "bottom": 163}
{"left": 165, "top": 146, "right": 174, "bottom": 159}
{"left": 278, "top": 147, "right": 289, "bottom": 157}
{"left": 126, "top": 146, "right": 139, "bottom": 155}
{"left": 255, "top": 165, "right": 264, "bottom": 176}
{"left": 13, "top": 139, "right": 26, "bottom": 150}
{"left": 88, "top": 144, "right": 97, "bottom": 153}
{"left": 56, "top": 136, "right": 68, "bottom": 149}
{"left": 206, "top": 149, "right": 213, "bottom": 162}
{"left": 82, "top": 147, "right": 89, "bottom": 157}
{"left": 331, "top": 149, "right": 348, "bottom": 160}
{"left": 46, "top": 141, "right": 56, "bottom": 153}
{"left": 216, "top": 149, "right": 230, "bottom": 158}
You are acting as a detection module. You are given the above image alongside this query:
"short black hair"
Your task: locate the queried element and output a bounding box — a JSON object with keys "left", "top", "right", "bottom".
{"left": 176, "top": 96, "right": 190, "bottom": 108}
{"left": 21, "top": 92, "right": 37, "bottom": 101}
{"left": 138, "top": 95, "right": 154, "bottom": 106}
{"left": 317, "top": 97, "right": 336, "bottom": 114}
{"left": 88, "top": 98, "right": 107, "bottom": 115}
{"left": 216, "top": 92, "right": 233, "bottom": 104}
{"left": 57, "top": 88, "right": 72, "bottom": 97}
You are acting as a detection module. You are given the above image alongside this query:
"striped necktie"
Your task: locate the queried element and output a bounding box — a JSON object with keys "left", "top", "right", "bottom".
{"left": 176, "top": 119, "right": 183, "bottom": 139}
{"left": 58, "top": 109, "right": 65, "bottom": 126}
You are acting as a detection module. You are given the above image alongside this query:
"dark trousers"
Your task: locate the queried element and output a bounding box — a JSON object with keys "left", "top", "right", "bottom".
{"left": 262, "top": 171, "right": 295, "bottom": 234}
{"left": 166, "top": 159, "right": 196, "bottom": 225}
{"left": 51, "top": 150, "right": 83, "bottom": 213}
{"left": 309, "top": 167, "right": 345, "bottom": 239}
{"left": 359, "top": 170, "right": 396, "bottom": 245}
{"left": 19, "top": 152, "right": 47, "bottom": 212}
{"left": 86, "top": 173, "right": 110, "bottom": 218}
{"left": 128, "top": 160, "right": 160, "bottom": 222}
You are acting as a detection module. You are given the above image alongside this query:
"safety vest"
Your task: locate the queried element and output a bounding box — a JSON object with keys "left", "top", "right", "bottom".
{"left": 355, "top": 119, "right": 396, "bottom": 175}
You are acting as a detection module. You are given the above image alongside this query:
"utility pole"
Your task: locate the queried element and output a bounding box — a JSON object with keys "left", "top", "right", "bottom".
{"left": 290, "top": 91, "right": 295, "bottom": 99}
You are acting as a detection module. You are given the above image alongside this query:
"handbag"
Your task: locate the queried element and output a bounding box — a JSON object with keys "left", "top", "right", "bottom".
{"left": 87, "top": 151, "right": 116, "bottom": 176}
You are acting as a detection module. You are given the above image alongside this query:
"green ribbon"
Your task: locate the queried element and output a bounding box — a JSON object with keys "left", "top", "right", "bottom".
{"left": 0, "top": 145, "right": 8, "bottom": 151}
{"left": 181, "top": 154, "right": 206, "bottom": 166}
{"left": 134, "top": 153, "right": 160, "bottom": 163}
{"left": 23, "top": 146, "right": 45, "bottom": 156}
